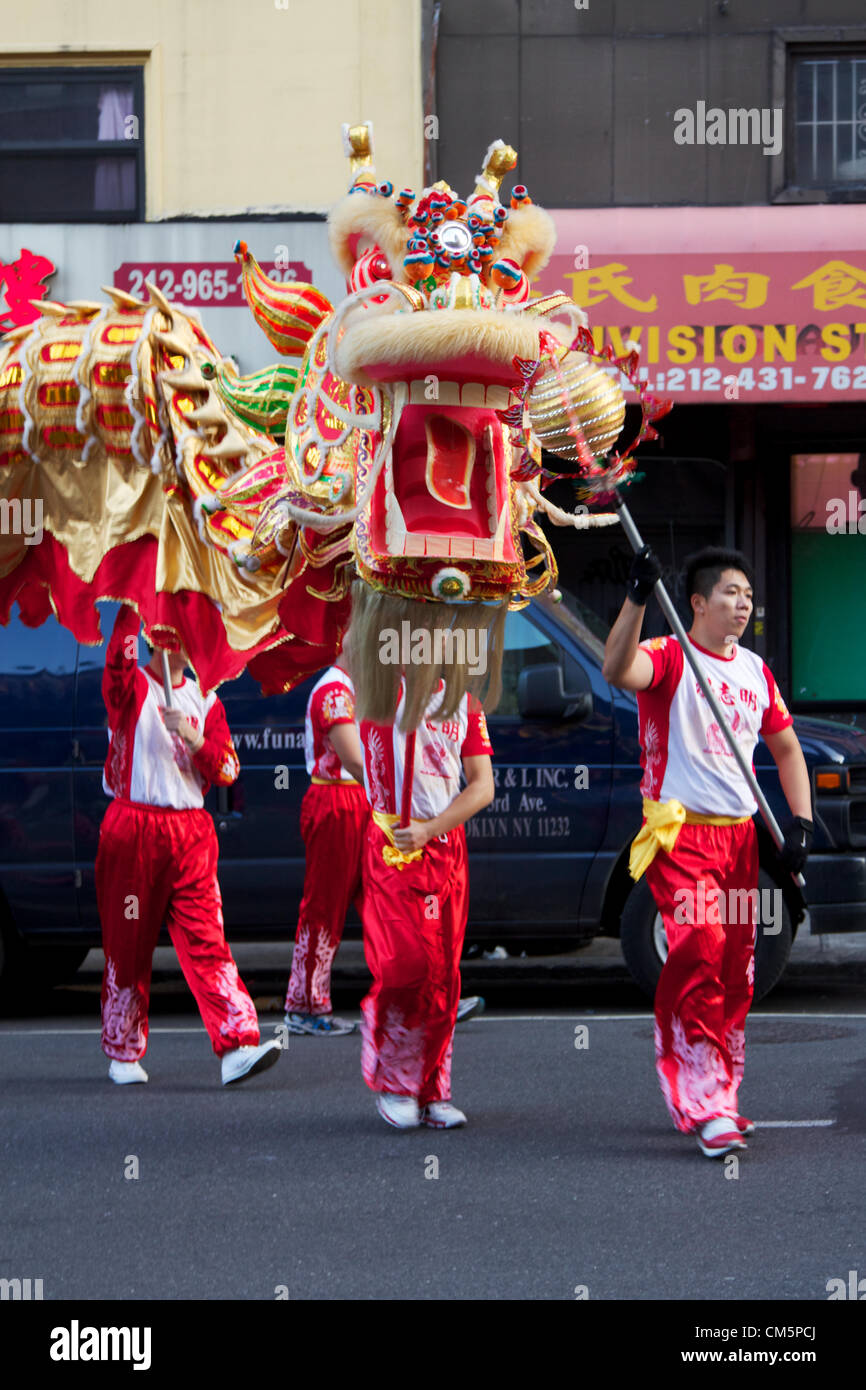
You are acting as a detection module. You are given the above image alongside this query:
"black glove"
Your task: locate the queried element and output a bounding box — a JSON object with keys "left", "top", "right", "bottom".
{"left": 779, "top": 816, "right": 813, "bottom": 875}
{"left": 626, "top": 545, "right": 662, "bottom": 605}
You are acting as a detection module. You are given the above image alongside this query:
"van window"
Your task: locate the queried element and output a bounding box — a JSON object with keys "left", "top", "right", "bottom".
{"left": 0, "top": 613, "right": 77, "bottom": 725}
{"left": 496, "top": 610, "right": 562, "bottom": 718}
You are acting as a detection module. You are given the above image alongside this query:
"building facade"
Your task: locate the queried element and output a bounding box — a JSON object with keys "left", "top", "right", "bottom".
{"left": 432, "top": 0, "right": 866, "bottom": 713}
{"left": 0, "top": 0, "right": 424, "bottom": 369}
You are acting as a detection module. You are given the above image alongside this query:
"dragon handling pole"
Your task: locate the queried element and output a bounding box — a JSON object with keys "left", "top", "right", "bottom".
{"left": 160, "top": 650, "right": 174, "bottom": 710}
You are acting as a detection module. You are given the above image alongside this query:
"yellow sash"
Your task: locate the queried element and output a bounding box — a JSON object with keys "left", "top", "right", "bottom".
{"left": 311, "top": 776, "right": 360, "bottom": 786}
{"left": 371, "top": 809, "right": 429, "bottom": 869}
{"left": 629, "top": 798, "right": 750, "bottom": 881}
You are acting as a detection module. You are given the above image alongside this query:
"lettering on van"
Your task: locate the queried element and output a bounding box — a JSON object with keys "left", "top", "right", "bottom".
{"left": 233, "top": 728, "right": 304, "bottom": 751}
{"left": 494, "top": 766, "right": 575, "bottom": 790}
{"left": 466, "top": 814, "right": 571, "bottom": 840}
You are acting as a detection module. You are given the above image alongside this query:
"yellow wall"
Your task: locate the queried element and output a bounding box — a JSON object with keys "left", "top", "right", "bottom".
{"left": 0, "top": 0, "right": 423, "bottom": 219}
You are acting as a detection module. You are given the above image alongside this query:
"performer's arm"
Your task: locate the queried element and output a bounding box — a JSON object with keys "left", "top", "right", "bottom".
{"left": 602, "top": 546, "right": 662, "bottom": 690}
{"left": 327, "top": 722, "right": 365, "bottom": 784}
{"left": 102, "top": 604, "right": 144, "bottom": 725}
{"left": 763, "top": 726, "right": 812, "bottom": 821}
{"left": 392, "top": 755, "right": 494, "bottom": 852}
{"left": 183, "top": 699, "right": 240, "bottom": 787}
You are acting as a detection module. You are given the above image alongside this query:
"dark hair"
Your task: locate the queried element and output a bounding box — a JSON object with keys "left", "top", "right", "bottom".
{"left": 684, "top": 547, "right": 754, "bottom": 601}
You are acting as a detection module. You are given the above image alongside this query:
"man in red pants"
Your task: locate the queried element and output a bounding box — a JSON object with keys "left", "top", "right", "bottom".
{"left": 96, "top": 604, "right": 283, "bottom": 1086}
{"left": 284, "top": 663, "right": 488, "bottom": 1037}
{"left": 357, "top": 682, "right": 494, "bottom": 1130}
{"left": 283, "top": 663, "right": 367, "bottom": 1036}
{"left": 603, "top": 546, "right": 812, "bottom": 1158}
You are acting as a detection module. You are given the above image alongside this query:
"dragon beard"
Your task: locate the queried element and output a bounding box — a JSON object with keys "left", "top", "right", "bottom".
{"left": 344, "top": 580, "right": 506, "bottom": 732}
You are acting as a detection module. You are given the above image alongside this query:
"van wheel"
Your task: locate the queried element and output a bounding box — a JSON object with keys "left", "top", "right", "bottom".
{"left": 0, "top": 929, "right": 89, "bottom": 996}
{"left": 21, "top": 944, "right": 90, "bottom": 988}
{"left": 619, "top": 870, "right": 793, "bottom": 1004}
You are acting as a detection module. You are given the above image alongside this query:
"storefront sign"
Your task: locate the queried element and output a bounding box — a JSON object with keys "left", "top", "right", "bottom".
{"left": 0, "top": 248, "right": 56, "bottom": 331}
{"left": 114, "top": 259, "right": 312, "bottom": 308}
{"left": 540, "top": 207, "right": 866, "bottom": 403}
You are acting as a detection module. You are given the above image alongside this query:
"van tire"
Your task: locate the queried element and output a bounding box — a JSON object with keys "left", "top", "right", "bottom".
{"left": 21, "top": 944, "right": 90, "bottom": 988}
{"left": 619, "top": 870, "right": 793, "bottom": 1004}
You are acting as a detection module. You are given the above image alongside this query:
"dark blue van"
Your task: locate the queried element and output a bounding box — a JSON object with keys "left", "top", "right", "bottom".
{"left": 2, "top": 593, "right": 865, "bottom": 999}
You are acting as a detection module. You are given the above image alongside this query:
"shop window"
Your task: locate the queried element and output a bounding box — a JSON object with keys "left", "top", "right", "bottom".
{"left": 793, "top": 53, "right": 866, "bottom": 189}
{"left": 0, "top": 67, "right": 143, "bottom": 221}
{"left": 790, "top": 452, "right": 866, "bottom": 704}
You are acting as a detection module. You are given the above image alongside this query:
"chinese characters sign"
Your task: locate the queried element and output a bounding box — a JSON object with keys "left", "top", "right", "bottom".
{"left": 539, "top": 210, "right": 866, "bottom": 402}
{"left": 0, "top": 249, "right": 56, "bottom": 332}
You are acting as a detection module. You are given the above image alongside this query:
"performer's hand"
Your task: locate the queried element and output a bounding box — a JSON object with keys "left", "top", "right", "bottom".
{"left": 392, "top": 820, "right": 431, "bottom": 853}
{"left": 626, "top": 545, "right": 662, "bottom": 605}
{"left": 779, "top": 815, "right": 813, "bottom": 874}
{"left": 161, "top": 707, "right": 204, "bottom": 752}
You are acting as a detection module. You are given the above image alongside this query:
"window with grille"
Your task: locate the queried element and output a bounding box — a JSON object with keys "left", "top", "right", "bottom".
{"left": 0, "top": 67, "right": 144, "bottom": 221}
{"left": 792, "top": 51, "right": 866, "bottom": 190}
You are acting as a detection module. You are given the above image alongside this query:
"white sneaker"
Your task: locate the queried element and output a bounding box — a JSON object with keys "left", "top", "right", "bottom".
{"left": 697, "top": 1116, "right": 747, "bottom": 1158}
{"left": 221, "top": 1039, "right": 282, "bottom": 1086}
{"left": 109, "top": 1059, "right": 148, "bottom": 1085}
{"left": 456, "top": 996, "right": 484, "bottom": 1023}
{"left": 421, "top": 1101, "right": 467, "bottom": 1129}
{"left": 375, "top": 1092, "right": 420, "bottom": 1129}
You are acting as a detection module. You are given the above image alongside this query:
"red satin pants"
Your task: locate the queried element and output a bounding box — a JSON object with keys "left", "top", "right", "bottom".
{"left": 95, "top": 798, "right": 260, "bottom": 1061}
{"left": 646, "top": 818, "right": 759, "bottom": 1132}
{"left": 284, "top": 781, "right": 369, "bottom": 1016}
{"left": 359, "top": 822, "right": 468, "bottom": 1105}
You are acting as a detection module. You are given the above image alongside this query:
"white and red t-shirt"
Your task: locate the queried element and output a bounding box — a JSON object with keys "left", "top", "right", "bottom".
{"left": 304, "top": 666, "right": 358, "bottom": 782}
{"left": 360, "top": 682, "right": 493, "bottom": 821}
{"left": 102, "top": 606, "right": 240, "bottom": 809}
{"left": 636, "top": 635, "right": 794, "bottom": 817}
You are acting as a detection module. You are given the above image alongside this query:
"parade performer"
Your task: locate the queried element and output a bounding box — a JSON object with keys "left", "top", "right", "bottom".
{"left": 283, "top": 661, "right": 366, "bottom": 1035}
{"left": 284, "top": 660, "right": 487, "bottom": 1037}
{"left": 603, "top": 546, "right": 813, "bottom": 1158}
{"left": 97, "top": 604, "right": 283, "bottom": 1086}
{"left": 352, "top": 633, "right": 494, "bottom": 1130}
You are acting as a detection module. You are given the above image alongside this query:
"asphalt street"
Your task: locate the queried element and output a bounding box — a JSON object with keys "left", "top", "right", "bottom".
{"left": 1, "top": 935, "right": 864, "bottom": 1302}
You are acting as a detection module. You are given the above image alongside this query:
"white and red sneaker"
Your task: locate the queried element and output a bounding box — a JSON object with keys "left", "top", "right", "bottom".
{"left": 736, "top": 1115, "right": 755, "bottom": 1136}
{"left": 109, "top": 1059, "right": 148, "bottom": 1085}
{"left": 421, "top": 1101, "right": 467, "bottom": 1129}
{"left": 697, "top": 1117, "right": 747, "bottom": 1158}
{"left": 375, "top": 1093, "right": 420, "bottom": 1129}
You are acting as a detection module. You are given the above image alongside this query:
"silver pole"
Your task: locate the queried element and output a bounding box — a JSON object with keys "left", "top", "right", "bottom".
{"left": 160, "top": 650, "right": 173, "bottom": 709}
{"left": 614, "top": 496, "right": 805, "bottom": 888}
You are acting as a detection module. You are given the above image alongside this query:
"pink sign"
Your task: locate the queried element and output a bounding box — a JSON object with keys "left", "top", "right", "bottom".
{"left": 0, "top": 248, "right": 56, "bottom": 331}
{"left": 114, "top": 260, "right": 313, "bottom": 309}
{"left": 537, "top": 206, "right": 866, "bottom": 402}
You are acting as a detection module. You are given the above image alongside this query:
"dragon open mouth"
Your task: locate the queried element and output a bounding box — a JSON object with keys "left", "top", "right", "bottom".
{"left": 370, "top": 378, "right": 516, "bottom": 563}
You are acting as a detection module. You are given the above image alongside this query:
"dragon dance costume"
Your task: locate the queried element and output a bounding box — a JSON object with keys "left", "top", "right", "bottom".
{"left": 630, "top": 634, "right": 794, "bottom": 1132}
{"left": 357, "top": 684, "right": 492, "bottom": 1106}
{"left": 96, "top": 605, "right": 262, "bottom": 1062}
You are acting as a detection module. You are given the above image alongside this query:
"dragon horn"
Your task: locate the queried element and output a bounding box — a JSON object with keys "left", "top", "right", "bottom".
{"left": 101, "top": 285, "right": 147, "bottom": 311}
{"left": 233, "top": 241, "right": 333, "bottom": 358}
{"left": 145, "top": 280, "right": 174, "bottom": 317}
{"left": 342, "top": 121, "right": 376, "bottom": 190}
{"left": 470, "top": 140, "right": 518, "bottom": 207}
